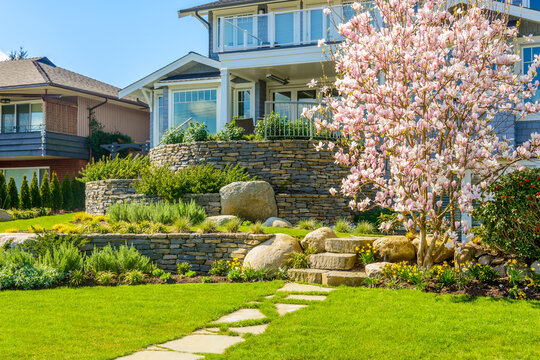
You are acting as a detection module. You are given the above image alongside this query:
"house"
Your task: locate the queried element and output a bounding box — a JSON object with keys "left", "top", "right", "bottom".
{"left": 119, "top": 0, "right": 540, "bottom": 149}
{"left": 0, "top": 57, "right": 149, "bottom": 186}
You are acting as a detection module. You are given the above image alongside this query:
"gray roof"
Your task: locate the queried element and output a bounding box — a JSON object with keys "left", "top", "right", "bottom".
{"left": 179, "top": 0, "right": 274, "bottom": 15}
{"left": 0, "top": 57, "right": 144, "bottom": 105}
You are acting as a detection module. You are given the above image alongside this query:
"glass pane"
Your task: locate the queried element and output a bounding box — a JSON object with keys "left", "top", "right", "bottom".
{"left": 17, "top": 104, "right": 30, "bottom": 132}
{"left": 297, "top": 90, "right": 317, "bottom": 101}
{"left": 275, "top": 13, "right": 294, "bottom": 45}
{"left": 31, "top": 103, "right": 43, "bottom": 131}
{"left": 273, "top": 91, "right": 291, "bottom": 102}
{"left": 272, "top": 91, "right": 292, "bottom": 119}
{"left": 237, "top": 90, "right": 251, "bottom": 118}
{"left": 1, "top": 105, "right": 15, "bottom": 133}
{"left": 3, "top": 168, "right": 34, "bottom": 189}
{"left": 173, "top": 90, "right": 217, "bottom": 133}
{"left": 310, "top": 9, "right": 323, "bottom": 42}
{"left": 237, "top": 16, "right": 254, "bottom": 45}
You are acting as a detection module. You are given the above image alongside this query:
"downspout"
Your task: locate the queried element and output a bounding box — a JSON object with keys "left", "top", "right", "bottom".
{"left": 194, "top": 10, "right": 209, "bottom": 29}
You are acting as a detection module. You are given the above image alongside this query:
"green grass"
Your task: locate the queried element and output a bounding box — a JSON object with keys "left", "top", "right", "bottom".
{"left": 0, "top": 212, "right": 81, "bottom": 233}
{"left": 0, "top": 282, "right": 281, "bottom": 360}
{"left": 207, "top": 287, "right": 540, "bottom": 360}
{"left": 219, "top": 225, "right": 382, "bottom": 239}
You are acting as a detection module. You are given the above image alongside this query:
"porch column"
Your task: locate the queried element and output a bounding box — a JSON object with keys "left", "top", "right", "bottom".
{"left": 219, "top": 69, "right": 231, "bottom": 130}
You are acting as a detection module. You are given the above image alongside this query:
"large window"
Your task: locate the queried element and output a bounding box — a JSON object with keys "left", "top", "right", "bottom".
{"left": 1, "top": 167, "right": 49, "bottom": 190}
{"left": 523, "top": 46, "right": 540, "bottom": 104}
{"left": 236, "top": 90, "right": 251, "bottom": 118}
{"left": 173, "top": 89, "right": 217, "bottom": 133}
{"left": 1, "top": 103, "right": 43, "bottom": 133}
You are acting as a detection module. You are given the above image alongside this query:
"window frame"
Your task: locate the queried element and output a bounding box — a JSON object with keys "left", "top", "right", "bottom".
{"left": 170, "top": 87, "right": 219, "bottom": 133}
{"left": 520, "top": 40, "right": 540, "bottom": 121}
{"left": 0, "top": 100, "right": 44, "bottom": 134}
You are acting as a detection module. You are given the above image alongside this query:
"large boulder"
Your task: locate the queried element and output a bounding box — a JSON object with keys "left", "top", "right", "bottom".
{"left": 0, "top": 209, "right": 13, "bottom": 222}
{"left": 206, "top": 215, "right": 239, "bottom": 226}
{"left": 365, "top": 262, "right": 392, "bottom": 277}
{"left": 263, "top": 217, "right": 292, "bottom": 228}
{"left": 411, "top": 236, "right": 454, "bottom": 264}
{"left": 220, "top": 181, "right": 277, "bottom": 222}
{"left": 300, "top": 227, "right": 337, "bottom": 253}
{"left": 243, "top": 233, "right": 302, "bottom": 270}
{"left": 0, "top": 233, "right": 36, "bottom": 248}
{"left": 454, "top": 242, "right": 478, "bottom": 267}
{"left": 373, "top": 236, "right": 416, "bottom": 263}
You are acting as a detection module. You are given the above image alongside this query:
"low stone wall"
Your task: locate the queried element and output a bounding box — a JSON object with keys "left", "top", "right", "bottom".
{"left": 79, "top": 233, "right": 273, "bottom": 273}
{"left": 275, "top": 194, "right": 354, "bottom": 224}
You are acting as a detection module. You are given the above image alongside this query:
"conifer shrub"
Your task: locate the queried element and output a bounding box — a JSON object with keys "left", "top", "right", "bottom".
{"left": 40, "top": 171, "right": 52, "bottom": 208}
{"left": 19, "top": 175, "right": 31, "bottom": 210}
{"left": 50, "top": 173, "right": 62, "bottom": 211}
{"left": 29, "top": 171, "right": 41, "bottom": 208}
{"left": 6, "top": 177, "right": 18, "bottom": 209}
{"left": 61, "top": 175, "right": 73, "bottom": 210}
{"left": 71, "top": 178, "right": 85, "bottom": 210}
{"left": 0, "top": 172, "right": 6, "bottom": 209}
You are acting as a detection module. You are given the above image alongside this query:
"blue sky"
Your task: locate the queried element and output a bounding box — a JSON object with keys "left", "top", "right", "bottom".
{"left": 0, "top": 0, "right": 210, "bottom": 88}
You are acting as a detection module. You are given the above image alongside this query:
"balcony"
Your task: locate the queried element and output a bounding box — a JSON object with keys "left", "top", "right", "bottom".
{"left": 217, "top": 3, "right": 379, "bottom": 53}
{"left": 0, "top": 131, "right": 88, "bottom": 159}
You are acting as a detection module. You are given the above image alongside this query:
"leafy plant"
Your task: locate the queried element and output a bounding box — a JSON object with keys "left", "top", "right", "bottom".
{"left": 173, "top": 217, "right": 192, "bottom": 232}
{"left": 465, "top": 263, "right": 500, "bottom": 282}
{"left": 430, "top": 264, "right": 458, "bottom": 286}
{"left": 177, "top": 262, "right": 191, "bottom": 275}
{"left": 116, "top": 245, "right": 152, "bottom": 273}
{"left": 0, "top": 248, "right": 35, "bottom": 268}
{"left": 29, "top": 171, "right": 41, "bottom": 208}
{"left": 78, "top": 154, "right": 150, "bottom": 183}
{"left": 184, "top": 121, "right": 209, "bottom": 142}
{"left": 95, "top": 271, "right": 115, "bottom": 286}
{"left": 87, "top": 118, "right": 132, "bottom": 160}
{"left": 214, "top": 119, "right": 245, "bottom": 141}
{"left": 201, "top": 276, "right": 211, "bottom": 283}
{"left": 185, "top": 270, "right": 197, "bottom": 278}
{"left": 123, "top": 270, "right": 146, "bottom": 285}
{"left": 107, "top": 201, "right": 206, "bottom": 225}
{"left": 160, "top": 125, "right": 185, "bottom": 145}
{"left": 39, "top": 243, "right": 83, "bottom": 276}
{"left": 248, "top": 221, "right": 265, "bottom": 234}
{"left": 0, "top": 264, "right": 61, "bottom": 290}
{"left": 160, "top": 272, "right": 171, "bottom": 282}
{"left": 152, "top": 268, "right": 165, "bottom": 277}
{"left": 69, "top": 269, "right": 85, "bottom": 287}
{"left": 287, "top": 250, "right": 312, "bottom": 269}
{"left": 23, "top": 232, "right": 87, "bottom": 258}
{"left": 227, "top": 267, "right": 242, "bottom": 281}
{"left": 356, "top": 243, "right": 376, "bottom": 264}
{"left": 296, "top": 219, "right": 322, "bottom": 230}
{"left": 209, "top": 259, "right": 229, "bottom": 276}
{"left": 85, "top": 245, "right": 120, "bottom": 274}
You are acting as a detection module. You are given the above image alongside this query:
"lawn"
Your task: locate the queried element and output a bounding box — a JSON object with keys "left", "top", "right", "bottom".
{"left": 207, "top": 287, "right": 540, "bottom": 360}
{"left": 0, "top": 282, "right": 282, "bottom": 360}
{"left": 0, "top": 212, "right": 81, "bottom": 233}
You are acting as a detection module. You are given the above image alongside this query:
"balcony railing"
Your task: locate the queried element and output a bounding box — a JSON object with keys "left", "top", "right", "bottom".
{"left": 217, "top": 3, "right": 379, "bottom": 52}
{"left": 0, "top": 123, "right": 44, "bottom": 134}
{"left": 500, "top": 0, "right": 531, "bottom": 7}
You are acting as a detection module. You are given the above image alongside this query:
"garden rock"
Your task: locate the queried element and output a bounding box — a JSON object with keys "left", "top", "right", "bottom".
{"left": 531, "top": 261, "right": 540, "bottom": 275}
{"left": 365, "top": 262, "right": 392, "bottom": 277}
{"left": 454, "top": 242, "right": 477, "bottom": 267}
{"left": 411, "top": 236, "right": 454, "bottom": 264}
{"left": 206, "top": 215, "right": 239, "bottom": 226}
{"left": 373, "top": 236, "right": 416, "bottom": 262}
{"left": 0, "top": 233, "right": 36, "bottom": 248}
{"left": 478, "top": 255, "right": 493, "bottom": 266}
{"left": 220, "top": 181, "right": 277, "bottom": 222}
{"left": 263, "top": 217, "right": 292, "bottom": 228}
{"left": 493, "top": 264, "right": 507, "bottom": 277}
{"left": 243, "top": 233, "right": 301, "bottom": 270}
{"left": 0, "top": 209, "right": 12, "bottom": 222}
{"left": 301, "top": 227, "right": 336, "bottom": 253}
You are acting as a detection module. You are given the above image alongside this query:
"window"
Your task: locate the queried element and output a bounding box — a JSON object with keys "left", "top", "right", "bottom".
{"left": 236, "top": 90, "right": 251, "bottom": 118}
{"left": 2, "top": 167, "right": 49, "bottom": 189}
{"left": 523, "top": 46, "right": 540, "bottom": 104}
{"left": 173, "top": 89, "right": 217, "bottom": 133}
{"left": 0, "top": 103, "right": 43, "bottom": 133}
{"left": 219, "top": 15, "right": 255, "bottom": 49}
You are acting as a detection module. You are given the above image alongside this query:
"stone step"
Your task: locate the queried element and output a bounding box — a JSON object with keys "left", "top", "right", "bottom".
{"left": 309, "top": 253, "right": 357, "bottom": 270}
{"left": 322, "top": 271, "right": 367, "bottom": 287}
{"left": 325, "top": 237, "right": 376, "bottom": 254}
{"left": 287, "top": 268, "right": 328, "bottom": 284}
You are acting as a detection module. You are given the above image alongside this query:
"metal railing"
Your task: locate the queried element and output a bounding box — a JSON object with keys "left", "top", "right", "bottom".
{"left": 0, "top": 124, "right": 44, "bottom": 134}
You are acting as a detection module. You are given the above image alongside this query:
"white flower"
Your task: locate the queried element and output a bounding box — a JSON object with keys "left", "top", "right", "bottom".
{"left": 307, "top": 79, "right": 317, "bottom": 88}
{"left": 329, "top": 187, "right": 337, "bottom": 196}
{"left": 318, "top": 39, "right": 326, "bottom": 47}
{"left": 323, "top": 8, "right": 331, "bottom": 15}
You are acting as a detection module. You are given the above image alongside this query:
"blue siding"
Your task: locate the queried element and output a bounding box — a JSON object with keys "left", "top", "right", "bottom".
{"left": 515, "top": 120, "right": 540, "bottom": 146}
{"left": 0, "top": 131, "right": 88, "bottom": 159}
{"left": 493, "top": 112, "right": 516, "bottom": 147}
{"left": 161, "top": 87, "right": 169, "bottom": 137}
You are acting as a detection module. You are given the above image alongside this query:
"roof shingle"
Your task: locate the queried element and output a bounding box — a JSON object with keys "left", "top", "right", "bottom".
{"left": 179, "top": 0, "right": 273, "bottom": 15}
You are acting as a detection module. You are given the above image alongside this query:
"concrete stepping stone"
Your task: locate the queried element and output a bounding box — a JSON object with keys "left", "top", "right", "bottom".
{"left": 277, "top": 283, "right": 335, "bottom": 293}
{"left": 322, "top": 271, "right": 367, "bottom": 287}
{"left": 192, "top": 328, "right": 219, "bottom": 335}
{"left": 275, "top": 303, "right": 307, "bottom": 316}
{"left": 285, "top": 294, "right": 327, "bottom": 301}
{"left": 214, "top": 308, "right": 266, "bottom": 323}
{"left": 161, "top": 334, "right": 244, "bottom": 354}
{"left": 116, "top": 350, "right": 203, "bottom": 359}
{"left": 264, "top": 295, "right": 275, "bottom": 299}
{"left": 229, "top": 324, "right": 269, "bottom": 335}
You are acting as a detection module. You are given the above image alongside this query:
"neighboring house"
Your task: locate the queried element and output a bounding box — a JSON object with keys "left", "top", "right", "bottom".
{"left": 0, "top": 57, "right": 149, "bottom": 187}
{"left": 119, "top": 0, "right": 540, "bottom": 149}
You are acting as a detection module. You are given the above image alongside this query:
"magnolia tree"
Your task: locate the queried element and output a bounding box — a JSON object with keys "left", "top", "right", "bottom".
{"left": 308, "top": 0, "right": 540, "bottom": 267}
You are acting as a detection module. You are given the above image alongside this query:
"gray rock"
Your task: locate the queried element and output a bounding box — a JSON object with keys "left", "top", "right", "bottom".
{"left": 0, "top": 233, "right": 36, "bottom": 248}
{"left": 243, "top": 233, "right": 302, "bottom": 270}
{"left": 493, "top": 264, "right": 507, "bottom": 277}
{"left": 478, "top": 255, "right": 493, "bottom": 266}
{"left": 531, "top": 261, "right": 540, "bottom": 275}
{"left": 206, "top": 215, "right": 239, "bottom": 226}
{"left": 365, "top": 262, "right": 392, "bottom": 277}
{"left": 220, "top": 181, "right": 277, "bottom": 222}
{"left": 263, "top": 217, "right": 292, "bottom": 228}
{"left": 0, "top": 209, "right": 13, "bottom": 222}
{"left": 300, "top": 227, "right": 336, "bottom": 253}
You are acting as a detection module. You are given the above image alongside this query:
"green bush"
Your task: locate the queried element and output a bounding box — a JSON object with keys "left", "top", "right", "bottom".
{"left": 465, "top": 263, "right": 500, "bottom": 282}
{"left": 50, "top": 173, "right": 62, "bottom": 211}
{"left": 214, "top": 119, "right": 245, "bottom": 141}
{"left": 40, "top": 171, "right": 52, "bottom": 208}
{"left": 107, "top": 200, "right": 206, "bottom": 225}
{"left": 61, "top": 175, "right": 73, "bottom": 210}
{"left": 0, "top": 172, "right": 7, "bottom": 209}
{"left": 78, "top": 154, "right": 150, "bottom": 183}
{"left": 88, "top": 118, "right": 132, "bottom": 160}
{"left": 176, "top": 262, "right": 191, "bottom": 275}
{"left": 473, "top": 167, "right": 540, "bottom": 261}
{"left": 0, "top": 248, "right": 35, "bottom": 268}
{"left": 85, "top": 244, "right": 151, "bottom": 274}
{"left": 6, "top": 177, "right": 18, "bottom": 209}
{"left": 160, "top": 125, "right": 185, "bottom": 145}
{"left": 0, "top": 264, "right": 61, "bottom": 290}
{"left": 135, "top": 164, "right": 254, "bottom": 201}
{"left": 209, "top": 259, "right": 229, "bottom": 276}
{"left": 29, "top": 171, "right": 41, "bottom": 208}
{"left": 71, "top": 178, "right": 86, "bottom": 210}
{"left": 23, "top": 232, "right": 87, "bottom": 258}
{"left": 9, "top": 208, "right": 52, "bottom": 220}
{"left": 123, "top": 270, "right": 145, "bottom": 285}
{"left": 95, "top": 271, "right": 115, "bottom": 285}
{"left": 39, "top": 243, "right": 83, "bottom": 276}
{"left": 184, "top": 121, "right": 208, "bottom": 142}
{"left": 19, "top": 175, "right": 31, "bottom": 210}
{"left": 116, "top": 245, "right": 152, "bottom": 273}
{"left": 255, "top": 112, "right": 332, "bottom": 140}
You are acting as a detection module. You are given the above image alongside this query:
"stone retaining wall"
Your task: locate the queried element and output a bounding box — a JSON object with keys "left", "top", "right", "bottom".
{"left": 79, "top": 233, "right": 273, "bottom": 273}
{"left": 275, "top": 194, "right": 354, "bottom": 224}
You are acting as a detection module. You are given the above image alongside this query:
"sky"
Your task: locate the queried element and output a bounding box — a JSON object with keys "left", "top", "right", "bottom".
{"left": 0, "top": 0, "right": 210, "bottom": 88}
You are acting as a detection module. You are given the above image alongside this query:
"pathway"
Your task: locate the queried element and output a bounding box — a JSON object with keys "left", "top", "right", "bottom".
{"left": 116, "top": 282, "right": 335, "bottom": 360}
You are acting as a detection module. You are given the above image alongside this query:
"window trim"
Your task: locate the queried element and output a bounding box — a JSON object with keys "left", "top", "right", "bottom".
{"left": 519, "top": 37, "right": 540, "bottom": 121}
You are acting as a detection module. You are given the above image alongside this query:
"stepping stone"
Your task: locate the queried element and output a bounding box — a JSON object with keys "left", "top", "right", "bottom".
{"left": 214, "top": 309, "right": 266, "bottom": 323}
{"left": 322, "top": 271, "right": 367, "bottom": 287}
{"left": 192, "top": 328, "right": 219, "bottom": 335}
{"left": 277, "top": 283, "right": 335, "bottom": 293}
{"left": 229, "top": 324, "right": 269, "bottom": 335}
{"left": 285, "top": 294, "right": 327, "bottom": 301}
{"left": 309, "top": 253, "right": 357, "bottom": 270}
{"left": 264, "top": 295, "right": 275, "bottom": 299}
{"left": 116, "top": 350, "right": 203, "bottom": 359}
{"left": 287, "top": 268, "right": 328, "bottom": 284}
{"left": 325, "top": 237, "right": 376, "bottom": 254}
{"left": 161, "top": 334, "right": 244, "bottom": 354}
{"left": 275, "top": 303, "right": 307, "bottom": 316}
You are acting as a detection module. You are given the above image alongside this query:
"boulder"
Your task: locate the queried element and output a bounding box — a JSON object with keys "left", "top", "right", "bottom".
{"left": 243, "top": 233, "right": 302, "bottom": 270}
{"left": 206, "top": 215, "right": 239, "bottom": 226}
{"left": 531, "top": 261, "right": 540, "bottom": 275}
{"left": 0, "top": 233, "right": 36, "bottom": 248}
{"left": 365, "top": 262, "right": 392, "bottom": 277}
{"left": 454, "top": 242, "right": 477, "bottom": 267}
{"left": 0, "top": 209, "right": 13, "bottom": 222}
{"left": 411, "top": 236, "right": 454, "bottom": 264}
{"left": 373, "top": 236, "right": 416, "bottom": 263}
{"left": 263, "top": 217, "right": 292, "bottom": 228}
{"left": 478, "top": 255, "right": 493, "bottom": 266}
{"left": 300, "top": 227, "right": 337, "bottom": 253}
{"left": 220, "top": 181, "right": 277, "bottom": 222}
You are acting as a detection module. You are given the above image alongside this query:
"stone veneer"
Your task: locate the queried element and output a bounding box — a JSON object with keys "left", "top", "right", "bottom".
{"left": 78, "top": 233, "right": 273, "bottom": 273}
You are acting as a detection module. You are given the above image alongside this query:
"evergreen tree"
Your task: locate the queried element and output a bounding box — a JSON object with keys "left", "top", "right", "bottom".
{"left": 19, "top": 175, "right": 31, "bottom": 210}
{"left": 61, "top": 175, "right": 73, "bottom": 210}
{"left": 40, "top": 171, "right": 52, "bottom": 209}
{"left": 50, "top": 172, "right": 62, "bottom": 211}
{"left": 4, "top": 194, "right": 11, "bottom": 210}
{"left": 29, "top": 171, "right": 41, "bottom": 208}
{"left": 6, "top": 177, "right": 18, "bottom": 209}
{"left": 71, "top": 176, "right": 85, "bottom": 210}
{"left": 0, "top": 172, "right": 6, "bottom": 209}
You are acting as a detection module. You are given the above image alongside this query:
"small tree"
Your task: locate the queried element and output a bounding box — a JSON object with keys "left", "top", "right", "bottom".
{"left": 29, "top": 171, "right": 41, "bottom": 208}
{"left": 0, "top": 172, "right": 6, "bottom": 209}
{"left": 8, "top": 47, "right": 28, "bottom": 60}
{"left": 50, "top": 172, "right": 62, "bottom": 211}
{"left": 40, "top": 171, "right": 52, "bottom": 208}
{"left": 72, "top": 177, "right": 85, "bottom": 210}
{"left": 6, "top": 177, "right": 18, "bottom": 209}
{"left": 19, "top": 175, "right": 31, "bottom": 210}
{"left": 61, "top": 175, "right": 73, "bottom": 210}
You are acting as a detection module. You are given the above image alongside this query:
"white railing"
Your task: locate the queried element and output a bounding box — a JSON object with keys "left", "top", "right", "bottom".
{"left": 217, "top": 3, "right": 379, "bottom": 52}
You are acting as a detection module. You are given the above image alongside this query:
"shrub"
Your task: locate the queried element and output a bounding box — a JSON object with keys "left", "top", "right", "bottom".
{"left": 201, "top": 276, "right": 211, "bottom": 283}
{"left": 160, "top": 125, "right": 185, "bottom": 145}
{"left": 184, "top": 121, "right": 208, "bottom": 142}
{"left": 214, "top": 119, "right": 245, "bottom": 141}
{"left": 296, "top": 219, "right": 322, "bottom": 230}
{"left": 85, "top": 245, "right": 120, "bottom": 274}
{"left": 227, "top": 267, "right": 242, "bottom": 281}
{"left": 78, "top": 154, "right": 151, "bottom": 182}
{"left": 6, "top": 177, "right": 18, "bottom": 209}
{"left": 69, "top": 270, "right": 85, "bottom": 287}
{"left": 465, "top": 263, "right": 500, "bottom": 282}
{"left": 0, "top": 248, "right": 35, "bottom": 268}
{"left": 39, "top": 243, "right": 83, "bottom": 276}
{"left": 61, "top": 175, "right": 73, "bottom": 210}
{"left": 123, "top": 270, "right": 146, "bottom": 285}
{"left": 107, "top": 201, "right": 206, "bottom": 225}
{"left": 135, "top": 164, "right": 254, "bottom": 201}
{"left": 18, "top": 176, "right": 31, "bottom": 210}
{"left": 40, "top": 171, "right": 52, "bottom": 208}
{"left": 152, "top": 268, "right": 165, "bottom": 277}
{"left": 88, "top": 118, "right": 132, "bottom": 160}
{"left": 474, "top": 167, "right": 540, "bottom": 262}
{"left": 0, "top": 264, "right": 61, "bottom": 290}
{"left": 50, "top": 173, "right": 62, "bottom": 211}
{"left": 197, "top": 219, "right": 217, "bottom": 234}
{"left": 0, "top": 172, "right": 6, "bottom": 209}
{"left": 248, "top": 221, "right": 265, "bottom": 234}
{"left": 116, "top": 245, "right": 152, "bottom": 273}
{"left": 95, "top": 271, "right": 115, "bottom": 285}
{"left": 71, "top": 178, "right": 86, "bottom": 209}
{"left": 334, "top": 218, "right": 354, "bottom": 233}
{"left": 209, "top": 259, "right": 229, "bottom": 276}
{"left": 356, "top": 221, "right": 376, "bottom": 235}
{"left": 223, "top": 217, "right": 242, "bottom": 233}
{"left": 176, "top": 262, "right": 191, "bottom": 275}
{"left": 173, "top": 217, "right": 192, "bottom": 232}
{"left": 29, "top": 171, "right": 41, "bottom": 208}
{"left": 160, "top": 272, "right": 171, "bottom": 282}
{"left": 184, "top": 270, "right": 197, "bottom": 278}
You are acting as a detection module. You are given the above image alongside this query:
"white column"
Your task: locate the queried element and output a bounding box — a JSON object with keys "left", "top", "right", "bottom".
{"left": 219, "top": 69, "right": 231, "bottom": 131}
{"left": 461, "top": 171, "right": 473, "bottom": 242}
